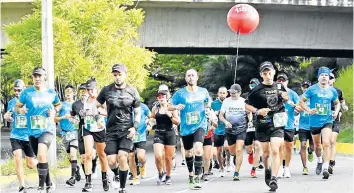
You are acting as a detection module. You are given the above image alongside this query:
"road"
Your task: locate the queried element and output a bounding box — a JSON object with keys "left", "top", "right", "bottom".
{"left": 2, "top": 134, "right": 353, "bottom": 193}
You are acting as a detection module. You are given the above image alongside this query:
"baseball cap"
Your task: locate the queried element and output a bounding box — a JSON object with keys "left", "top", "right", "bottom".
{"left": 259, "top": 62, "right": 275, "bottom": 72}
{"left": 158, "top": 84, "right": 169, "bottom": 92}
{"left": 86, "top": 78, "right": 97, "bottom": 89}
{"left": 65, "top": 84, "right": 74, "bottom": 90}
{"left": 14, "top": 79, "right": 26, "bottom": 89}
{"left": 112, "top": 64, "right": 128, "bottom": 73}
{"left": 301, "top": 80, "right": 312, "bottom": 87}
{"left": 228, "top": 84, "right": 242, "bottom": 93}
{"left": 277, "top": 73, "right": 288, "bottom": 81}
{"left": 32, "top": 67, "right": 46, "bottom": 76}
{"left": 330, "top": 73, "right": 335, "bottom": 79}
{"left": 79, "top": 83, "right": 86, "bottom": 90}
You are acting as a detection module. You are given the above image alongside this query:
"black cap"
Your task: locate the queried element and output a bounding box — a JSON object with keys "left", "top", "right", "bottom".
{"left": 330, "top": 73, "right": 335, "bottom": 79}
{"left": 14, "top": 79, "right": 25, "bottom": 89}
{"left": 301, "top": 80, "right": 312, "bottom": 87}
{"left": 64, "top": 84, "right": 74, "bottom": 90}
{"left": 86, "top": 78, "right": 97, "bottom": 89}
{"left": 228, "top": 84, "right": 242, "bottom": 92}
{"left": 259, "top": 62, "right": 275, "bottom": 72}
{"left": 277, "top": 73, "right": 288, "bottom": 81}
{"left": 79, "top": 83, "right": 86, "bottom": 90}
{"left": 32, "top": 67, "right": 46, "bottom": 76}
{"left": 112, "top": 64, "right": 128, "bottom": 73}
{"left": 250, "top": 78, "right": 260, "bottom": 85}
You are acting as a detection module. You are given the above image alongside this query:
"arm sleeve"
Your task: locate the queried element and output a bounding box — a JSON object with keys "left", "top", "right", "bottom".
{"left": 132, "top": 89, "right": 141, "bottom": 108}
{"left": 96, "top": 86, "right": 106, "bottom": 105}
{"left": 331, "top": 88, "right": 339, "bottom": 102}
{"left": 53, "top": 93, "right": 61, "bottom": 106}
{"left": 338, "top": 89, "right": 344, "bottom": 101}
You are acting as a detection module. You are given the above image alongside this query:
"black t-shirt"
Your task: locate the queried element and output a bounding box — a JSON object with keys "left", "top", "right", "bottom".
{"left": 245, "top": 82, "right": 287, "bottom": 118}
{"left": 97, "top": 83, "right": 141, "bottom": 134}
{"left": 331, "top": 87, "right": 343, "bottom": 111}
{"left": 71, "top": 100, "right": 85, "bottom": 141}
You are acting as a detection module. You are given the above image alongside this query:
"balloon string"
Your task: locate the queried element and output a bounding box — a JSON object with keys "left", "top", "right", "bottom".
{"left": 233, "top": 30, "right": 240, "bottom": 84}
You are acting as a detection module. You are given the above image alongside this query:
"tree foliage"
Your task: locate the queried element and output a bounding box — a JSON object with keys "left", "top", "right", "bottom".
{"left": 3, "top": 0, "right": 155, "bottom": 91}
{"left": 334, "top": 65, "right": 353, "bottom": 125}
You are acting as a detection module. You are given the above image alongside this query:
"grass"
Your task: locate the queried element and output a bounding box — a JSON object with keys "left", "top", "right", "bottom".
{"left": 337, "top": 127, "right": 353, "bottom": 143}
{"left": 335, "top": 65, "right": 353, "bottom": 125}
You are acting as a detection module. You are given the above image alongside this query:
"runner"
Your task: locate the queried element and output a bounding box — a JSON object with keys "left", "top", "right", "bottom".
{"left": 276, "top": 73, "right": 300, "bottom": 178}
{"left": 170, "top": 69, "right": 211, "bottom": 190}
{"left": 97, "top": 64, "right": 141, "bottom": 193}
{"left": 211, "top": 86, "right": 228, "bottom": 177}
{"left": 15, "top": 67, "right": 61, "bottom": 193}
{"left": 297, "top": 80, "right": 315, "bottom": 175}
{"left": 55, "top": 85, "right": 81, "bottom": 186}
{"left": 328, "top": 72, "right": 348, "bottom": 174}
{"left": 201, "top": 107, "right": 218, "bottom": 181}
{"left": 4, "top": 80, "right": 37, "bottom": 193}
{"left": 219, "top": 84, "right": 248, "bottom": 181}
{"left": 81, "top": 78, "right": 109, "bottom": 192}
{"left": 242, "top": 78, "right": 264, "bottom": 178}
{"left": 129, "top": 102, "right": 151, "bottom": 185}
{"left": 151, "top": 89, "right": 180, "bottom": 185}
{"left": 299, "top": 67, "right": 340, "bottom": 180}
{"left": 245, "top": 62, "right": 289, "bottom": 191}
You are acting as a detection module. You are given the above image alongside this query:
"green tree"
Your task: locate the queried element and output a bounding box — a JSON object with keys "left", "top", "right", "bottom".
{"left": 3, "top": 0, "right": 155, "bottom": 93}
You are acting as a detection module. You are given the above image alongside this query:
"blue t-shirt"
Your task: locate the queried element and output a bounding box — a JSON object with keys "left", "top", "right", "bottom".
{"left": 211, "top": 99, "right": 226, "bottom": 135}
{"left": 171, "top": 87, "right": 210, "bottom": 136}
{"left": 8, "top": 98, "right": 29, "bottom": 141}
{"left": 58, "top": 101, "right": 76, "bottom": 136}
{"left": 299, "top": 94, "right": 311, "bottom": 131}
{"left": 18, "top": 86, "right": 61, "bottom": 138}
{"left": 284, "top": 89, "right": 300, "bottom": 130}
{"left": 133, "top": 103, "right": 151, "bottom": 143}
{"left": 303, "top": 84, "right": 338, "bottom": 128}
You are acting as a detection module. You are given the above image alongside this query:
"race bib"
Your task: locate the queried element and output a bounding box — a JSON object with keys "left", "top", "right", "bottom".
{"left": 273, "top": 112, "right": 288, "bottom": 128}
{"left": 302, "top": 111, "right": 309, "bottom": 117}
{"left": 85, "top": 115, "right": 104, "bottom": 132}
{"left": 133, "top": 133, "right": 140, "bottom": 143}
{"left": 65, "top": 131, "right": 77, "bottom": 141}
{"left": 30, "top": 116, "right": 48, "bottom": 129}
{"left": 246, "top": 127, "right": 255, "bottom": 132}
{"left": 73, "top": 116, "right": 80, "bottom": 130}
{"left": 15, "top": 116, "right": 27, "bottom": 128}
{"left": 186, "top": 111, "right": 201, "bottom": 125}
{"left": 315, "top": 103, "right": 329, "bottom": 115}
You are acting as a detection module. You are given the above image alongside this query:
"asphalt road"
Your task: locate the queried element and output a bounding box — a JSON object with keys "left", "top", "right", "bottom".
{"left": 2, "top": 132, "right": 353, "bottom": 193}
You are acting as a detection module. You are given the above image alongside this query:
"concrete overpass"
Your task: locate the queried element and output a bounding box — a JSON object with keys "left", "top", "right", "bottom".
{"left": 1, "top": 0, "right": 353, "bottom": 57}
{"left": 137, "top": 0, "right": 353, "bottom": 57}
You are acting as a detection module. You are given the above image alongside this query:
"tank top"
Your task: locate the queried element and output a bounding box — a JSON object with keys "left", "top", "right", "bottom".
{"left": 83, "top": 98, "right": 105, "bottom": 132}
{"left": 155, "top": 106, "right": 173, "bottom": 132}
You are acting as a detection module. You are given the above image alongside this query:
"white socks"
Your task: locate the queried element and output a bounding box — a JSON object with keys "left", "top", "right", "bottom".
{"left": 317, "top": 157, "right": 323, "bottom": 163}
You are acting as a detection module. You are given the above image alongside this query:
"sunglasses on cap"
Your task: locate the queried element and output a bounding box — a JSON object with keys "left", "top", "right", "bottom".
{"left": 14, "top": 89, "right": 22, "bottom": 93}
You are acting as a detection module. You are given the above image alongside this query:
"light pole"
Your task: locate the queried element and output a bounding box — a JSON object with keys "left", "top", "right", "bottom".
{"left": 42, "top": 0, "right": 56, "bottom": 165}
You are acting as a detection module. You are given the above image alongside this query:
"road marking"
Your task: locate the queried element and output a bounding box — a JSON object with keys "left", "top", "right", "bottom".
{"left": 336, "top": 155, "right": 354, "bottom": 161}
{"left": 142, "top": 172, "right": 180, "bottom": 182}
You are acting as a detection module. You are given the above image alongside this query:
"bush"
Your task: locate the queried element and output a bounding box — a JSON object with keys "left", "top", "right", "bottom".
{"left": 337, "top": 127, "right": 353, "bottom": 143}
{"left": 334, "top": 65, "right": 353, "bottom": 125}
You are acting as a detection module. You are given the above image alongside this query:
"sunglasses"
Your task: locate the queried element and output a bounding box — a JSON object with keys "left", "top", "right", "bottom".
{"left": 157, "top": 94, "right": 166, "bottom": 98}
{"left": 14, "top": 89, "right": 22, "bottom": 93}
{"left": 277, "top": 79, "right": 286, "bottom": 82}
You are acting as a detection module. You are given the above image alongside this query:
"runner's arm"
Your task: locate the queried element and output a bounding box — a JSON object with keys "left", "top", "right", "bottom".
{"left": 299, "top": 96, "right": 311, "bottom": 113}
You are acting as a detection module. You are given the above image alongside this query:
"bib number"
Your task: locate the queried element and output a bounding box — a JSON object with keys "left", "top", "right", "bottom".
{"left": 273, "top": 112, "right": 287, "bottom": 128}
{"left": 133, "top": 133, "right": 140, "bottom": 143}
{"left": 30, "top": 116, "right": 48, "bottom": 129}
{"left": 15, "top": 116, "right": 27, "bottom": 128}
{"left": 316, "top": 103, "right": 329, "bottom": 115}
{"left": 85, "top": 115, "right": 105, "bottom": 132}
{"left": 65, "top": 131, "right": 77, "bottom": 141}
{"left": 246, "top": 127, "right": 255, "bottom": 132}
{"left": 186, "top": 112, "right": 201, "bottom": 125}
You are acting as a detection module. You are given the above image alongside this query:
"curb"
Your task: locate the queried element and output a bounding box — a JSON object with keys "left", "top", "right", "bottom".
{"left": 0, "top": 167, "right": 71, "bottom": 189}
{"left": 295, "top": 141, "right": 353, "bottom": 154}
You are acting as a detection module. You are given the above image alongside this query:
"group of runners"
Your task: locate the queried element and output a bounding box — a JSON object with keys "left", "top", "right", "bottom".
{"left": 4, "top": 61, "right": 349, "bottom": 193}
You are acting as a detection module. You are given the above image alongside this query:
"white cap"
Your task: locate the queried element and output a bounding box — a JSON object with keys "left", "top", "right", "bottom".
{"left": 158, "top": 84, "right": 169, "bottom": 92}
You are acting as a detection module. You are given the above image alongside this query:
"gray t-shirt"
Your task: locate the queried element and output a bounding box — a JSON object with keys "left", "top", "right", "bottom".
{"left": 220, "top": 97, "right": 247, "bottom": 134}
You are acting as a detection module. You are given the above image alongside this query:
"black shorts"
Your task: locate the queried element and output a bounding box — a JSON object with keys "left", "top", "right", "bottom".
{"left": 105, "top": 137, "right": 133, "bottom": 155}
{"left": 83, "top": 129, "right": 106, "bottom": 143}
{"left": 332, "top": 121, "right": 340, "bottom": 133}
{"left": 181, "top": 128, "right": 205, "bottom": 150}
{"left": 245, "top": 132, "right": 257, "bottom": 146}
{"left": 310, "top": 123, "right": 333, "bottom": 135}
{"left": 284, "top": 130, "right": 295, "bottom": 142}
{"left": 226, "top": 132, "right": 246, "bottom": 146}
{"left": 213, "top": 134, "right": 226, "bottom": 147}
{"left": 29, "top": 132, "right": 54, "bottom": 156}
{"left": 298, "top": 129, "right": 313, "bottom": 145}
{"left": 78, "top": 139, "right": 97, "bottom": 155}
{"left": 10, "top": 138, "right": 35, "bottom": 157}
{"left": 132, "top": 141, "right": 147, "bottom": 151}
{"left": 203, "top": 137, "right": 213, "bottom": 146}
{"left": 154, "top": 130, "right": 176, "bottom": 146}
{"left": 255, "top": 122, "right": 284, "bottom": 143}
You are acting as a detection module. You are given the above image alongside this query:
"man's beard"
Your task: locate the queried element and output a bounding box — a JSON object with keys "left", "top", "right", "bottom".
{"left": 187, "top": 81, "right": 195, "bottom": 86}
{"left": 115, "top": 80, "right": 124, "bottom": 86}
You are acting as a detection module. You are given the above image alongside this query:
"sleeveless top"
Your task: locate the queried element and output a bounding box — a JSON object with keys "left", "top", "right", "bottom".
{"left": 155, "top": 106, "right": 173, "bottom": 132}
{"left": 83, "top": 98, "right": 105, "bottom": 132}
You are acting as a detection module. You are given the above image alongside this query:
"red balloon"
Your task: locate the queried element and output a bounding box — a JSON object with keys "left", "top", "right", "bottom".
{"left": 227, "top": 4, "right": 260, "bottom": 34}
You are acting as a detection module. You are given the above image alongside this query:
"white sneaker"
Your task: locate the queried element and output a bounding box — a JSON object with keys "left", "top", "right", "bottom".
{"left": 226, "top": 162, "right": 232, "bottom": 172}
{"left": 284, "top": 167, "right": 291, "bottom": 178}
{"left": 111, "top": 176, "right": 119, "bottom": 190}
{"left": 277, "top": 167, "right": 284, "bottom": 178}
{"left": 219, "top": 169, "right": 226, "bottom": 177}
{"left": 46, "top": 183, "right": 56, "bottom": 193}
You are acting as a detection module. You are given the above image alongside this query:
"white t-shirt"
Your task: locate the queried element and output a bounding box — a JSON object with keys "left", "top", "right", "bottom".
{"left": 221, "top": 97, "right": 246, "bottom": 126}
